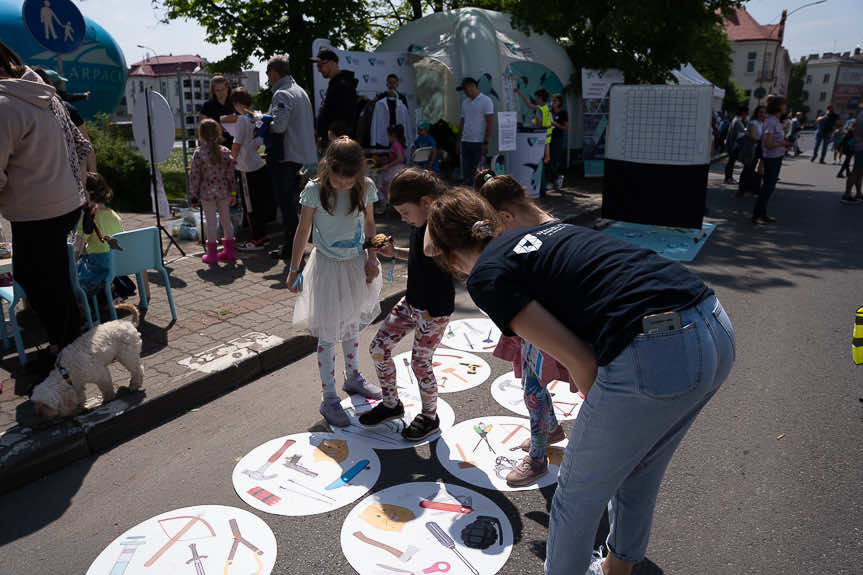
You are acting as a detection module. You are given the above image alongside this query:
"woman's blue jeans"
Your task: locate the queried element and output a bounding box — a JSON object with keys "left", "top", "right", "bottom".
{"left": 545, "top": 296, "right": 735, "bottom": 574}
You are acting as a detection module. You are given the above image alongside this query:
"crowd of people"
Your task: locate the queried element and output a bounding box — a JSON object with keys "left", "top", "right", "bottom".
{"left": 721, "top": 96, "right": 863, "bottom": 217}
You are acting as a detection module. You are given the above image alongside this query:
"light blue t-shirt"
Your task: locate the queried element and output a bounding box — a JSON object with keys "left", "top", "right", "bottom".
{"left": 300, "top": 177, "right": 378, "bottom": 260}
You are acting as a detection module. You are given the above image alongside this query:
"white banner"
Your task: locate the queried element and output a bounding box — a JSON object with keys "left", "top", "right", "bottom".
{"left": 581, "top": 68, "right": 624, "bottom": 177}
{"left": 312, "top": 39, "right": 417, "bottom": 139}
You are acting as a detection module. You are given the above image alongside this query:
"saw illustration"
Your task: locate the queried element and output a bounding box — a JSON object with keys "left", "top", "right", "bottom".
{"left": 144, "top": 515, "right": 216, "bottom": 567}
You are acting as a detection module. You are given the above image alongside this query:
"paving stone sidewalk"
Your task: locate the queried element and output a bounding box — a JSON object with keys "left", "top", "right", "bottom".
{"left": 0, "top": 182, "right": 601, "bottom": 493}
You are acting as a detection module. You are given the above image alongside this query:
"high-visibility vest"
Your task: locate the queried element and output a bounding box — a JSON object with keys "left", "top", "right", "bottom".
{"left": 853, "top": 306, "right": 863, "bottom": 365}
{"left": 538, "top": 104, "right": 552, "bottom": 144}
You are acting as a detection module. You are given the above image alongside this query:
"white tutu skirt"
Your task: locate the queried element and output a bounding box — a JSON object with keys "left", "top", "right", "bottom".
{"left": 293, "top": 248, "right": 382, "bottom": 342}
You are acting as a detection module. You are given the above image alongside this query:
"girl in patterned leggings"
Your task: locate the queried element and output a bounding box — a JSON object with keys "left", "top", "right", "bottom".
{"left": 361, "top": 168, "right": 455, "bottom": 441}
{"left": 474, "top": 170, "right": 571, "bottom": 486}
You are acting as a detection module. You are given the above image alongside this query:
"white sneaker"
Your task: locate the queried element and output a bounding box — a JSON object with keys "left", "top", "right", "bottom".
{"left": 236, "top": 240, "right": 266, "bottom": 251}
{"left": 586, "top": 549, "right": 605, "bottom": 575}
{"left": 556, "top": 175, "right": 565, "bottom": 189}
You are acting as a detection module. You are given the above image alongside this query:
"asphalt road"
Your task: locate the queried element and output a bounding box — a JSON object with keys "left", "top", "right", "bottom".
{"left": 1, "top": 135, "right": 861, "bottom": 575}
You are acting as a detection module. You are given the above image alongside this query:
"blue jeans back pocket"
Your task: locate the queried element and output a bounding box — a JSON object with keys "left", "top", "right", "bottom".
{"left": 632, "top": 322, "right": 701, "bottom": 399}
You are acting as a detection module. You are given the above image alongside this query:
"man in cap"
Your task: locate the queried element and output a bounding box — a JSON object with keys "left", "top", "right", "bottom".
{"left": 312, "top": 48, "right": 358, "bottom": 147}
{"left": 457, "top": 76, "right": 494, "bottom": 185}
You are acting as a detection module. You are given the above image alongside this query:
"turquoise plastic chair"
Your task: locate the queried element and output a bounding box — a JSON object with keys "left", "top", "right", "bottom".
{"left": 102, "top": 227, "right": 177, "bottom": 322}
{"left": 0, "top": 282, "right": 28, "bottom": 365}
{"left": 67, "top": 242, "right": 98, "bottom": 329}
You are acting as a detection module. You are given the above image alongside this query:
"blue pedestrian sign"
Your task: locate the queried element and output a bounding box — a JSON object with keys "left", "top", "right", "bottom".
{"left": 21, "top": 0, "right": 85, "bottom": 54}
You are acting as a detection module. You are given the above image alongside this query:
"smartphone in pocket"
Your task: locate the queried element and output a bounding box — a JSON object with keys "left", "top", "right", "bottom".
{"left": 641, "top": 311, "right": 682, "bottom": 334}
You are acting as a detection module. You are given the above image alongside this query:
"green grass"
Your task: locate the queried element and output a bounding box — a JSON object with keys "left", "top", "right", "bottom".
{"left": 160, "top": 147, "right": 190, "bottom": 203}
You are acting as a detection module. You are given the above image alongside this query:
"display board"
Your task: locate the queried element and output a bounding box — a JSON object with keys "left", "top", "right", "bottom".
{"left": 606, "top": 84, "right": 713, "bottom": 166}
{"left": 603, "top": 84, "right": 713, "bottom": 229}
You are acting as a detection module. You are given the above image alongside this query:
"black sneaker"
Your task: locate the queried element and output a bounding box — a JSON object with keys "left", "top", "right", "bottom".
{"left": 358, "top": 400, "right": 404, "bottom": 426}
{"left": 402, "top": 414, "right": 440, "bottom": 442}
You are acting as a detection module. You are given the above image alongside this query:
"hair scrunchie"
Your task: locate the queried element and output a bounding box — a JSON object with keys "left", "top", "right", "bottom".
{"left": 472, "top": 220, "right": 493, "bottom": 238}
{"left": 482, "top": 172, "right": 494, "bottom": 183}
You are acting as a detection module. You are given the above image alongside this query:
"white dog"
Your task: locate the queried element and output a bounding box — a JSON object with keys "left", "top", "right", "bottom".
{"left": 31, "top": 305, "right": 143, "bottom": 418}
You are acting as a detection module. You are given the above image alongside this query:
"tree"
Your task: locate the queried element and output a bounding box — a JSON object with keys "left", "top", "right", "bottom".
{"left": 787, "top": 58, "right": 809, "bottom": 119}
{"left": 502, "top": 0, "right": 744, "bottom": 84}
{"left": 722, "top": 77, "right": 747, "bottom": 112}
{"left": 152, "top": 0, "right": 374, "bottom": 90}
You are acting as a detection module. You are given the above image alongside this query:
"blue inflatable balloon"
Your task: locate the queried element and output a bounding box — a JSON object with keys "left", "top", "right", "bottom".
{"left": 0, "top": 0, "right": 126, "bottom": 119}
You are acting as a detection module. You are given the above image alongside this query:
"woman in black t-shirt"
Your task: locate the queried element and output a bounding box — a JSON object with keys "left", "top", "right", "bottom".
{"left": 198, "top": 75, "right": 236, "bottom": 148}
{"left": 426, "top": 188, "right": 736, "bottom": 575}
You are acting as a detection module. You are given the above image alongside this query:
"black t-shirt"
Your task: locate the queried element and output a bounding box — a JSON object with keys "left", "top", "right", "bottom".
{"left": 551, "top": 109, "right": 568, "bottom": 139}
{"left": 406, "top": 223, "right": 455, "bottom": 317}
{"left": 64, "top": 102, "right": 84, "bottom": 127}
{"left": 199, "top": 98, "right": 235, "bottom": 147}
{"left": 466, "top": 222, "right": 713, "bottom": 365}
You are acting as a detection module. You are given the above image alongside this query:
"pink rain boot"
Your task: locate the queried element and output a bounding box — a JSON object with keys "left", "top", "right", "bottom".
{"left": 218, "top": 237, "right": 236, "bottom": 261}
{"left": 201, "top": 241, "right": 218, "bottom": 264}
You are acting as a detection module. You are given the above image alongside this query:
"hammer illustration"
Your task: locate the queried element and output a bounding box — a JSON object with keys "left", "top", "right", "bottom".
{"left": 283, "top": 454, "right": 318, "bottom": 477}
{"left": 242, "top": 438, "right": 295, "bottom": 481}
{"left": 353, "top": 531, "right": 418, "bottom": 563}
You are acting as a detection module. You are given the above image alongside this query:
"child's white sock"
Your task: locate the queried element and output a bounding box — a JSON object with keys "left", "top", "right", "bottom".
{"left": 317, "top": 341, "right": 338, "bottom": 400}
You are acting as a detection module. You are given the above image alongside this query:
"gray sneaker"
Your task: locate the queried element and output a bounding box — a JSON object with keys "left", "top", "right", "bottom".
{"left": 343, "top": 372, "right": 382, "bottom": 399}
{"left": 505, "top": 455, "right": 548, "bottom": 486}
{"left": 319, "top": 397, "right": 350, "bottom": 428}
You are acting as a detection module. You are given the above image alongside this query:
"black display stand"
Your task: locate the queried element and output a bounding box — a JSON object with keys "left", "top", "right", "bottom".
{"left": 601, "top": 159, "right": 709, "bottom": 229}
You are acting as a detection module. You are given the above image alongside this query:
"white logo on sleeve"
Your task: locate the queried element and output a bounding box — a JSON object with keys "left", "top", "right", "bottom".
{"left": 513, "top": 234, "right": 542, "bottom": 254}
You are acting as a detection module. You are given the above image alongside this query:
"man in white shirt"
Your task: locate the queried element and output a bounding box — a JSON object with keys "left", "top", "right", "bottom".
{"left": 457, "top": 77, "right": 494, "bottom": 185}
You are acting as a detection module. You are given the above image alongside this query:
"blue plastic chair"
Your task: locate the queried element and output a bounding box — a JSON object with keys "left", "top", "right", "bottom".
{"left": 67, "top": 242, "right": 98, "bottom": 330}
{"left": 102, "top": 227, "right": 177, "bottom": 322}
{"left": 0, "top": 282, "right": 28, "bottom": 365}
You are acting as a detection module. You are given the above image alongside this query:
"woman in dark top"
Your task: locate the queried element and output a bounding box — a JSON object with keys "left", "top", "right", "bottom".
{"left": 737, "top": 105, "right": 765, "bottom": 198}
{"left": 198, "top": 75, "right": 236, "bottom": 148}
{"left": 425, "top": 188, "right": 736, "bottom": 575}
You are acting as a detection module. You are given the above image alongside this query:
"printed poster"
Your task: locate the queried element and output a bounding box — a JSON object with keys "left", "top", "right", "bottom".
{"left": 581, "top": 68, "right": 624, "bottom": 177}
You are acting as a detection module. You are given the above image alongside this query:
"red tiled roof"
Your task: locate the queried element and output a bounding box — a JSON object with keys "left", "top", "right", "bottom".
{"left": 129, "top": 55, "right": 205, "bottom": 67}
{"left": 723, "top": 7, "right": 782, "bottom": 42}
{"left": 129, "top": 55, "right": 205, "bottom": 77}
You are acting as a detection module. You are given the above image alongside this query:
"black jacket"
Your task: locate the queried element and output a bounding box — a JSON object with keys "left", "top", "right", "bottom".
{"left": 317, "top": 70, "right": 358, "bottom": 139}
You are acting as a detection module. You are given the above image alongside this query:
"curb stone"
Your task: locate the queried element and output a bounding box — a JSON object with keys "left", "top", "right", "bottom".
{"left": 0, "top": 289, "right": 407, "bottom": 495}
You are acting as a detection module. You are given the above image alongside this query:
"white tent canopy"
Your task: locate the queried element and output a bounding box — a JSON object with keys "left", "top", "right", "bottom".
{"left": 376, "top": 8, "right": 580, "bottom": 151}
{"left": 671, "top": 64, "right": 726, "bottom": 110}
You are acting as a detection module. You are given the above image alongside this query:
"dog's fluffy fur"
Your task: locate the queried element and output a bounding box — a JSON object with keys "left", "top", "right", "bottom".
{"left": 31, "top": 305, "right": 143, "bottom": 418}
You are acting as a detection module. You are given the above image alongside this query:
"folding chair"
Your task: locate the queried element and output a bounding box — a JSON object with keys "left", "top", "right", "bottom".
{"left": 411, "top": 146, "right": 434, "bottom": 165}
{"left": 102, "top": 227, "right": 177, "bottom": 322}
{"left": 67, "top": 242, "right": 99, "bottom": 329}
{"left": 0, "top": 282, "right": 27, "bottom": 365}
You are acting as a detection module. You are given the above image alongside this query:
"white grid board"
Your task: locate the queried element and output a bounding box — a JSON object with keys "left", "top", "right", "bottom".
{"left": 606, "top": 85, "right": 713, "bottom": 166}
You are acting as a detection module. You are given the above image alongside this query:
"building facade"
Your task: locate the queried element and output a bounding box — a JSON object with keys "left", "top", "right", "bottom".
{"left": 113, "top": 55, "right": 260, "bottom": 136}
{"left": 724, "top": 7, "right": 791, "bottom": 111}
{"left": 803, "top": 49, "right": 863, "bottom": 122}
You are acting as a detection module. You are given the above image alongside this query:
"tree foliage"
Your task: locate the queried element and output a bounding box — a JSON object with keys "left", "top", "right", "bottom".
{"left": 154, "top": 0, "right": 743, "bottom": 93}
{"left": 504, "top": 0, "right": 744, "bottom": 84}
{"left": 152, "top": 0, "right": 374, "bottom": 90}
{"left": 787, "top": 58, "right": 809, "bottom": 119}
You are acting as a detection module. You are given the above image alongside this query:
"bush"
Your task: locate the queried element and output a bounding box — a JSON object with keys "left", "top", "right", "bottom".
{"left": 86, "top": 114, "right": 153, "bottom": 212}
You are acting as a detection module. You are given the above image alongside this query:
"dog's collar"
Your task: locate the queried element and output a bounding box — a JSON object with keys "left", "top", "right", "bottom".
{"left": 55, "top": 354, "right": 74, "bottom": 388}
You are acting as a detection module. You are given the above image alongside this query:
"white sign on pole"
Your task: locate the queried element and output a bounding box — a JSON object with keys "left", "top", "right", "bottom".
{"left": 497, "top": 112, "right": 517, "bottom": 152}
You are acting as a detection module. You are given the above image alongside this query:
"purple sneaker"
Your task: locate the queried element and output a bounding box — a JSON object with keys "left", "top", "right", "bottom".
{"left": 343, "top": 372, "right": 382, "bottom": 400}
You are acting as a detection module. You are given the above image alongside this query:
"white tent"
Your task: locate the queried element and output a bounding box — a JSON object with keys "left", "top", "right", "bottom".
{"left": 671, "top": 64, "right": 726, "bottom": 111}
{"left": 376, "top": 8, "right": 580, "bottom": 152}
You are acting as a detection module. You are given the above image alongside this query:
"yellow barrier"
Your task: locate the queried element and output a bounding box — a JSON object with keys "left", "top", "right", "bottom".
{"left": 853, "top": 306, "right": 863, "bottom": 365}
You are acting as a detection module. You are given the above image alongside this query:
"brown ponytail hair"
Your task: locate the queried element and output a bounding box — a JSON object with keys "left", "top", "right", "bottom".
{"left": 316, "top": 136, "right": 367, "bottom": 215}
{"left": 472, "top": 169, "right": 550, "bottom": 222}
{"left": 198, "top": 118, "right": 223, "bottom": 166}
{"left": 86, "top": 172, "right": 114, "bottom": 205}
{"left": 427, "top": 187, "right": 501, "bottom": 275}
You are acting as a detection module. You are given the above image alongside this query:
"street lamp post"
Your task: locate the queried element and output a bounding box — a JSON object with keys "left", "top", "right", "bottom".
{"left": 758, "top": 0, "right": 827, "bottom": 102}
